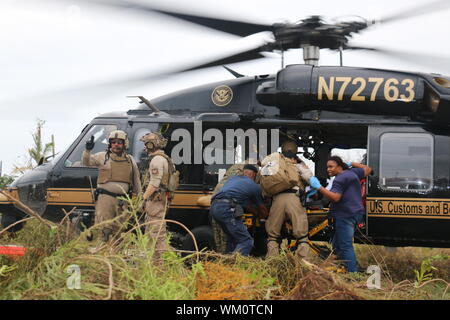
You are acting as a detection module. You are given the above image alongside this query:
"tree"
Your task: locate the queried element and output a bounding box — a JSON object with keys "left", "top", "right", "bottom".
{"left": 11, "top": 119, "right": 55, "bottom": 175}
{"left": 28, "top": 119, "right": 55, "bottom": 167}
{"left": 0, "top": 175, "right": 15, "bottom": 189}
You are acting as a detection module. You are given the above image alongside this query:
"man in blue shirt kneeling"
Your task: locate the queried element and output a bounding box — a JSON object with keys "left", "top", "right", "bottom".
{"left": 210, "top": 164, "right": 269, "bottom": 256}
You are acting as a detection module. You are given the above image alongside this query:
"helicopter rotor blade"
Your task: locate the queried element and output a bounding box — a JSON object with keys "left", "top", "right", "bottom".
{"left": 111, "top": 43, "right": 269, "bottom": 83}
{"left": 23, "top": 43, "right": 271, "bottom": 107}
{"left": 78, "top": 0, "right": 272, "bottom": 37}
{"left": 180, "top": 47, "right": 267, "bottom": 73}
{"left": 375, "top": 0, "right": 450, "bottom": 25}
{"left": 148, "top": 8, "right": 272, "bottom": 37}
{"left": 345, "top": 45, "right": 450, "bottom": 73}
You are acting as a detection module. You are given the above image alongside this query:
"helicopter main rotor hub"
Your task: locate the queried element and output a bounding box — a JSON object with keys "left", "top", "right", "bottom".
{"left": 302, "top": 45, "right": 320, "bottom": 66}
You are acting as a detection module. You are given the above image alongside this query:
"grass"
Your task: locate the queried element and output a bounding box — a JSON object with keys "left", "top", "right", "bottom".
{"left": 355, "top": 244, "right": 450, "bottom": 282}
{"left": 1, "top": 203, "right": 450, "bottom": 300}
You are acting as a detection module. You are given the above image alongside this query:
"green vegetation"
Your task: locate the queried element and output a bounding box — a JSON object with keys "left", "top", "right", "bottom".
{"left": 11, "top": 118, "right": 54, "bottom": 175}
{"left": 0, "top": 175, "right": 15, "bottom": 189}
{"left": 27, "top": 119, "right": 55, "bottom": 167}
{"left": 414, "top": 255, "right": 448, "bottom": 287}
{"left": 0, "top": 196, "right": 449, "bottom": 300}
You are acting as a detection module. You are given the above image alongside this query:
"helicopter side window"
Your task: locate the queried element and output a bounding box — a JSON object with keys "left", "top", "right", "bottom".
{"left": 64, "top": 124, "right": 118, "bottom": 167}
{"left": 326, "top": 147, "right": 367, "bottom": 186}
{"left": 203, "top": 133, "right": 274, "bottom": 189}
{"left": 132, "top": 126, "right": 158, "bottom": 173}
{"left": 203, "top": 146, "right": 238, "bottom": 189}
{"left": 379, "top": 133, "right": 433, "bottom": 192}
{"left": 331, "top": 148, "right": 367, "bottom": 164}
{"left": 132, "top": 124, "right": 205, "bottom": 185}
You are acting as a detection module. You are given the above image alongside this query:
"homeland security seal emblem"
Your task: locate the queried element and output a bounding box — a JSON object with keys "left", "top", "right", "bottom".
{"left": 211, "top": 85, "right": 233, "bottom": 107}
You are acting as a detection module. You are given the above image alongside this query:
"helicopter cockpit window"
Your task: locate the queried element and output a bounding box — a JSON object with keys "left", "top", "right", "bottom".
{"left": 64, "top": 124, "right": 118, "bottom": 168}
{"left": 379, "top": 133, "right": 433, "bottom": 192}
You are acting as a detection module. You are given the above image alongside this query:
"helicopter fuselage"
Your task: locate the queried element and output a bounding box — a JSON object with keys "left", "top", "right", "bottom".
{"left": 1, "top": 66, "right": 450, "bottom": 249}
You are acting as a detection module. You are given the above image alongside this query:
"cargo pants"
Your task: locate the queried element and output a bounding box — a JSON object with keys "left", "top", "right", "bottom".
{"left": 265, "top": 192, "right": 309, "bottom": 258}
{"left": 94, "top": 194, "right": 127, "bottom": 241}
{"left": 145, "top": 193, "right": 168, "bottom": 262}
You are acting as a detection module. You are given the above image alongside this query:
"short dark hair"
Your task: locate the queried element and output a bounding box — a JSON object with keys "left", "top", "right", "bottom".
{"left": 243, "top": 164, "right": 258, "bottom": 173}
{"left": 327, "top": 156, "right": 349, "bottom": 170}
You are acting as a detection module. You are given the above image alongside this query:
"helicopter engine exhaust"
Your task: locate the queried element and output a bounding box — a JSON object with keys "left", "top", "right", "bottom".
{"left": 256, "top": 64, "right": 450, "bottom": 124}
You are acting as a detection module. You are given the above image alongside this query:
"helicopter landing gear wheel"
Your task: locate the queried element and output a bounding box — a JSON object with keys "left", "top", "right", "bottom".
{"left": 181, "top": 225, "right": 216, "bottom": 254}
{"left": 0, "top": 214, "right": 25, "bottom": 233}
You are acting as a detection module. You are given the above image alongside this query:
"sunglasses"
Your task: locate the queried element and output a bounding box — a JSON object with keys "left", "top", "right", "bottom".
{"left": 110, "top": 139, "right": 124, "bottom": 145}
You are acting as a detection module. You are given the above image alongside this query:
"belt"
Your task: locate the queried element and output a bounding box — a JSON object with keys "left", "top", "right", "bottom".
{"left": 212, "top": 198, "right": 233, "bottom": 204}
{"left": 96, "top": 188, "right": 124, "bottom": 198}
{"left": 279, "top": 189, "right": 298, "bottom": 194}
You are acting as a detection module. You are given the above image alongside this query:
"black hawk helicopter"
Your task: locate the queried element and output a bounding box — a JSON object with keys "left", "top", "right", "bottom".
{"left": 1, "top": 0, "right": 450, "bottom": 254}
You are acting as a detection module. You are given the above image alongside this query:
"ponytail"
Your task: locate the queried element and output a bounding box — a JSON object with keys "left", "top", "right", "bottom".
{"left": 327, "top": 155, "right": 349, "bottom": 170}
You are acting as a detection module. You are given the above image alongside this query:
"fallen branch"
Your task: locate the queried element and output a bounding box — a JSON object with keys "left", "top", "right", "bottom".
{"left": 110, "top": 218, "right": 200, "bottom": 262}
{"left": 79, "top": 255, "right": 114, "bottom": 300}
{"left": 60, "top": 207, "right": 76, "bottom": 226}
{"left": 172, "top": 249, "right": 229, "bottom": 259}
{"left": 415, "top": 278, "right": 450, "bottom": 289}
{"left": 0, "top": 217, "right": 34, "bottom": 237}
{"left": 442, "top": 283, "right": 450, "bottom": 299}
{"left": 386, "top": 280, "right": 412, "bottom": 300}
{"left": 0, "top": 190, "right": 56, "bottom": 228}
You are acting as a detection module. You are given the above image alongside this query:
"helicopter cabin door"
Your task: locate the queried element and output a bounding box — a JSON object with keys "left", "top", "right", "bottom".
{"left": 366, "top": 125, "right": 450, "bottom": 247}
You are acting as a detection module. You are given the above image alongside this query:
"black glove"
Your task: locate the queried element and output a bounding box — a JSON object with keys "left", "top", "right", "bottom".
{"left": 85, "top": 136, "right": 95, "bottom": 151}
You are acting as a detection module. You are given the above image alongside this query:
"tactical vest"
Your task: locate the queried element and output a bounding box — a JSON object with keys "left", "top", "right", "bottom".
{"left": 151, "top": 154, "right": 172, "bottom": 189}
{"left": 97, "top": 153, "right": 133, "bottom": 185}
{"left": 147, "top": 153, "right": 179, "bottom": 198}
{"left": 158, "top": 155, "right": 170, "bottom": 188}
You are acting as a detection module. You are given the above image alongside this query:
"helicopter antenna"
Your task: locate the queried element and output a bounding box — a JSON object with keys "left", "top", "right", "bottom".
{"left": 223, "top": 66, "right": 244, "bottom": 78}
{"left": 127, "top": 96, "right": 161, "bottom": 113}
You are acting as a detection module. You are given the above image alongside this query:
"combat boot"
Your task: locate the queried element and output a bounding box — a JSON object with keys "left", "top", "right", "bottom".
{"left": 266, "top": 238, "right": 281, "bottom": 258}
{"left": 295, "top": 236, "right": 310, "bottom": 259}
{"left": 102, "top": 228, "right": 113, "bottom": 242}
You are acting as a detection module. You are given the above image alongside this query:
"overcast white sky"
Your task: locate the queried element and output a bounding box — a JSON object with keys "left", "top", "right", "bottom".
{"left": 1, "top": 0, "right": 449, "bottom": 175}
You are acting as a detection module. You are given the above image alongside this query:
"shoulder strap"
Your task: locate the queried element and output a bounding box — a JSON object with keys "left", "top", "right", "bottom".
{"left": 154, "top": 153, "right": 175, "bottom": 173}
{"left": 125, "top": 153, "right": 135, "bottom": 188}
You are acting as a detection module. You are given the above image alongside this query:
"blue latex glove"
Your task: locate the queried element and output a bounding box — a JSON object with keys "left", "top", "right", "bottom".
{"left": 306, "top": 189, "right": 317, "bottom": 198}
{"left": 346, "top": 162, "right": 353, "bottom": 168}
{"left": 309, "top": 176, "right": 322, "bottom": 189}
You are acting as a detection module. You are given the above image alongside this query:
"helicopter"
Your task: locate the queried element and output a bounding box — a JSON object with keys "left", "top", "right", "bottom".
{"left": 1, "top": 0, "right": 450, "bottom": 254}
